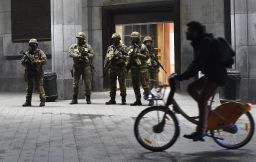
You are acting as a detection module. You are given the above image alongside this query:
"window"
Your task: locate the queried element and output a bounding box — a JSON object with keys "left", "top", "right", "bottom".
{"left": 11, "top": 0, "right": 51, "bottom": 42}
{"left": 122, "top": 24, "right": 157, "bottom": 47}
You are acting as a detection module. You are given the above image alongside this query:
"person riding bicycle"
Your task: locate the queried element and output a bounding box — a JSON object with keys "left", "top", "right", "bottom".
{"left": 176, "top": 21, "right": 227, "bottom": 141}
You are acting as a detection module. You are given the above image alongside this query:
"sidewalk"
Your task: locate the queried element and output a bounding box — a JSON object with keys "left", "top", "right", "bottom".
{"left": 0, "top": 89, "right": 255, "bottom": 162}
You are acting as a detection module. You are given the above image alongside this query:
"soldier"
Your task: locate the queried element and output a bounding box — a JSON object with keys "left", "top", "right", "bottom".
{"left": 143, "top": 36, "right": 159, "bottom": 89}
{"left": 21, "top": 38, "right": 47, "bottom": 107}
{"left": 69, "top": 32, "right": 95, "bottom": 104}
{"left": 104, "top": 33, "right": 128, "bottom": 105}
{"left": 127, "top": 32, "right": 152, "bottom": 106}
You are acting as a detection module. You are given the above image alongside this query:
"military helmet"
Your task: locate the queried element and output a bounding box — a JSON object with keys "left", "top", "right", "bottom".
{"left": 29, "top": 38, "right": 38, "bottom": 45}
{"left": 130, "top": 31, "right": 140, "bottom": 38}
{"left": 143, "top": 36, "right": 153, "bottom": 43}
{"left": 111, "top": 33, "right": 121, "bottom": 39}
{"left": 76, "top": 32, "right": 86, "bottom": 39}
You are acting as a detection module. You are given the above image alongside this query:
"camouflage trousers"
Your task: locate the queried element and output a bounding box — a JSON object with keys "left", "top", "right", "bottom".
{"left": 131, "top": 67, "right": 150, "bottom": 100}
{"left": 72, "top": 65, "right": 92, "bottom": 97}
{"left": 109, "top": 67, "right": 126, "bottom": 98}
{"left": 25, "top": 74, "right": 46, "bottom": 102}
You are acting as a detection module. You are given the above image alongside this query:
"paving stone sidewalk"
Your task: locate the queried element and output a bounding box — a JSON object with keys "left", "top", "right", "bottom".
{"left": 0, "top": 90, "right": 255, "bottom": 162}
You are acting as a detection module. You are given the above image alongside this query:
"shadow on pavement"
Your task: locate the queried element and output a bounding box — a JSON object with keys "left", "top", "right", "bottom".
{"left": 138, "top": 149, "right": 255, "bottom": 162}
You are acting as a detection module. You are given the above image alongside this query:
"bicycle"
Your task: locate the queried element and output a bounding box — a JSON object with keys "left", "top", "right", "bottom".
{"left": 134, "top": 73, "right": 255, "bottom": 151}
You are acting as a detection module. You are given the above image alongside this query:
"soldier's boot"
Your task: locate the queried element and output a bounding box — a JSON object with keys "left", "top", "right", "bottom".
{"left": 148, "top": 100, "right": 154, "bottom": 106}
{"left": 105, "top": 97, "right": 116, "bottom": 105}
{"left": 23, "top": 95, "right": 32, "bottom": 107}
{"left": 121, "top": 96, "right": 126, "bottom": 105}
{"left": 22, "top": 101, "right": 31, "bottom": 107}
{"left": 39, "top": 97, "right": 46, "bottom": 107}
{"left": 130, "top": 98, "right": 142, "bottom": 106}
{"left": 86, "top": 95, "right": 91, "bottom": 104}
{"left": 70, "top": 95, "right": 78, "bottom": 104}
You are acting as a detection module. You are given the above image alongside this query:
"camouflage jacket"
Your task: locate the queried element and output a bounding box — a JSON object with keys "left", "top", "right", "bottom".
{"left": 68, "top": 43, "right": 94, "bottom": 67}
{"left": 127, "top": 43, "right": 150, "bottom": 69}
{"left": 104, "top": 43, "right": 128, "bottom": 69}
{"left": 21, "top": 49, "right": 47, "bottom": 75}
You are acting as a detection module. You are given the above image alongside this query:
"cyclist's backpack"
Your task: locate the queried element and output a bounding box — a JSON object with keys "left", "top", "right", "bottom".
{"left": 213, "top": 37, "right": 235, "bottom": 68}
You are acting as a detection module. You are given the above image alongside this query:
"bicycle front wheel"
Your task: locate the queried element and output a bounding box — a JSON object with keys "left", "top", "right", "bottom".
{"left": 134, "top": 106, "right": 180, "bottom": 152}
{"left": 211, "top": 112, "right": 255, "bottom": 149}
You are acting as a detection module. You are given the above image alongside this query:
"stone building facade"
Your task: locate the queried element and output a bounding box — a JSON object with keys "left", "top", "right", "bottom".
{"left": 0, "top": 0, "right": 254, "bottom": 102}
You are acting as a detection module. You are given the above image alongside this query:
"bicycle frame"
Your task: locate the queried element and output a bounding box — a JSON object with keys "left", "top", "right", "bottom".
{"left": 165, "top": 74, "right": 204, "bottom": 126}
{"left": 165, "top": 74, "right": 252, "bottom": 130}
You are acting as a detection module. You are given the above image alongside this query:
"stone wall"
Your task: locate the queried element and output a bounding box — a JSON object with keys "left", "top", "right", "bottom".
{"left": 231, "top": 0, "right": 256, "bottom": 102}
{"left": 0, "top": 0, "right": 51, "bottom": 92}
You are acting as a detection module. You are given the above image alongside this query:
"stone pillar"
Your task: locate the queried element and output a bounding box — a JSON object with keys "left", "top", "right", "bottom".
{"left": 231, "top": 0, "right": 256, "bottom": 103}
{"left": 82, "top": 0, "right": 104, "bottom": 91}
{"left": 51, "top": 0, "right": 83, "bottom": 99}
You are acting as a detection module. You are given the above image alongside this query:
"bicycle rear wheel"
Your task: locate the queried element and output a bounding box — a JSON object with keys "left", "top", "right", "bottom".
{"left": 211, "top": 112, "right": 255, "bottom": 149}
{"left": 134, "top": 106, "right": 180, "bottom": 152}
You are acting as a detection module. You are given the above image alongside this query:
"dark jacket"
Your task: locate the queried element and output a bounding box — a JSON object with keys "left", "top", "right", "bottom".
{"left": 179, "top": 34, "right": 227, "bottom": 86}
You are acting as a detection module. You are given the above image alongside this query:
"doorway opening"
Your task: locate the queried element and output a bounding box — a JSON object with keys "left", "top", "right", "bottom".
{"left": 102, "top": 0, "right": 180, "bottom": 89}
{"left": 115, "top": 22, "right": 175, "bottom": 85}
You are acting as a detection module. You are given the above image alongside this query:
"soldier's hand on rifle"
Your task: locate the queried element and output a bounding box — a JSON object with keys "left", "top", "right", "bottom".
{"left": 136, "top": 53, "right": 147, "bottom": 59}
{"left": 32, "top": 60, "right": 38, "bottom": 66}
{"left": 22, "top": 58, "right": 30, "bottom": 65}
{"left": 80, "top": 48, "right": 88, "bottom": 56}
{"left": 114, "top": 55, "right": 119, "bottom": 60}
{"left": 84, "top": 48, "right": 89, "bottom": 54}
{"left": 78, "top": 55, "right": 84, "bottom": 60}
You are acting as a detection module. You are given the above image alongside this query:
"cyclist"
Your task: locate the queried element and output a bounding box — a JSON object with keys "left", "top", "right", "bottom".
{"left": 176, "top": 21, "right": 227, "bottom": 141}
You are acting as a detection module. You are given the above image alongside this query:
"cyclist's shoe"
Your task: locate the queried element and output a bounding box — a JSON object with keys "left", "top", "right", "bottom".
{"left": 183, "top": 132, "right": 205, "bottom": 142}
{"left": 223, "top": 124, "right": 238, "bottom": 134}
{"left": 144, "top": 92, "right": 155, "bottom": 100}
{"left": 130, "top": 100, "right": 142, "bottom": 106}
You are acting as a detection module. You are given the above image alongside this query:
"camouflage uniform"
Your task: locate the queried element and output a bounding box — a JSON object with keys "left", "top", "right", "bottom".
{"left": 69, "top": 32, "right": 94, "bottom": 104}
{"left": 21, "top": 38, "right": 47, "bottom": 107}
{"left": 127, "top": 32, "right": 151, "bottom": 105}
{"left": 104, "top": 33, "right": 128, "bottom": 105}
{"left": 143, "top": 36, "right": 159, "bottom": 89}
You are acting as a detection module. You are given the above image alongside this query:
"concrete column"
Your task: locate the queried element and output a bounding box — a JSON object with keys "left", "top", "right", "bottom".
{"left": 83, "top": 0, "right": 104, "bottom": 91}
{"left": 51, "top": 0, "right": 83, "bottom": 99}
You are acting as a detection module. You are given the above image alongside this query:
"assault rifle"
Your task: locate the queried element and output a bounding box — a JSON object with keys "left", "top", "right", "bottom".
{"left": 150, "top": 54, "right": 167, "bottom": 74}
{"left": 20, "top": 50, "right": 35, "bottom": 65}
{"left": 103, "top": 48, "right": 123, "bottom": 77}
{"left": 78, "top": 47, "right": 89, "bottom": 63}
